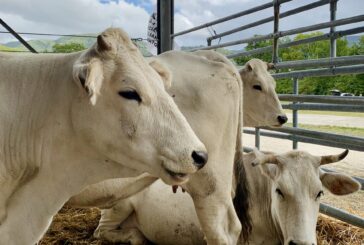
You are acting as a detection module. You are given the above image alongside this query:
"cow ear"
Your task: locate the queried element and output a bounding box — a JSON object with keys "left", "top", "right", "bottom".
{"left": 149, "top": 60, "right": 172, "bottom": 89}
{"left": 73, "top": 58, "right": 104, "bottom": 105}
{"left": 96, "top": 34, "right": 113, "bottom": 52}
{"left": 320, "top": 171, "right": 360, "bottom": 195}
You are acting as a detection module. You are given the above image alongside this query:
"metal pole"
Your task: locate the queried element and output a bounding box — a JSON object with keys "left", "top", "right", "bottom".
{"left": 320, "top": 203, "right": 364, "bottom": 229}
{"left": 330, "top": 0, "right": 338, "bottom": 57}
{"left": 193, "top": 15, "right": 364, "bottom": 51}
{"left": 272, "top": 0, "right": 280, "bottom": 63}
{"left": 209, "top": 0, "right": 330, "bottom": 41}
{"left": 255, "top": 128, "right": 261, "bottom": 149}
{"left": 171, "top": 0, "right": 293, "bottom": 38}
{"left": 292, "top": 78, "right": 299, "bottom": 149}
{"left": 157, "top": 0, "right": 173, "bottom": 54}
{"left": 207, "top": 38, "right": 212, "bottom": 47}
{"left": 227, "top": 26, "right": 364, "bottom": 58}
{"left": 0, "top": 18, "right": 37, "bottom": 53}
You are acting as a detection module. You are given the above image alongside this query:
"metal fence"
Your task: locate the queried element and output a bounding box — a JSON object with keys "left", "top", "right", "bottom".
{"left": 159, "top": 0, "right": 364, "bottom": 229}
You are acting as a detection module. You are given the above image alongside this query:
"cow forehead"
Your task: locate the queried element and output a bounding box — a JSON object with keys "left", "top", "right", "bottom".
{"left": 246, "top": 60, "right": 276, "bottom": 86}
{"left": 275, "top": 152, "right": 322, "bottom": 193}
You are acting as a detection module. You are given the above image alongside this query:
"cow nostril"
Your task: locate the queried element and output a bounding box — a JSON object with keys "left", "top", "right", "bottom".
{"left": 277, "top": 115, "right": 288, "bottom": 124}
{"left": 192, "top": 151, "right": 208, "bottom": 169}
{"left": 288, "top": 241, "right": 297, "bottom": 245}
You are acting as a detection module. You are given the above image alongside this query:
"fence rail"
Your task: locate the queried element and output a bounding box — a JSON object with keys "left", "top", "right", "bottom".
{"left": 165, "top": 0, "right": 364, "bottom": 229}
{"left": 189, "top": 14, "right": 364, "bottom": 51}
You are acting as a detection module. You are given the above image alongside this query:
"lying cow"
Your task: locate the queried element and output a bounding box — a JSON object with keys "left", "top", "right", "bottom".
{"left": 0, "top": 28, "right": 207, "bottom": 244}
{"left": 86, "top": 149, "right": 360, "bottom": 245}
{"left": 69, "top": 53, "right": 287, "bottom": 244}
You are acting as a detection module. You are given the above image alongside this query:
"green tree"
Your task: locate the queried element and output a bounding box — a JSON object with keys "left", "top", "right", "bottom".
{"left": 52, "top": 42, "right": 86, "bottom": 53}
{"left": 349, "top": 36, "right": 364, "bottom": 55}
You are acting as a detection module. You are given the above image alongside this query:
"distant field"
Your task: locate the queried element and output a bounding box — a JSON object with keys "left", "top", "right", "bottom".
{"left": 286, "top": 123, "right": 364, "bottom": 137}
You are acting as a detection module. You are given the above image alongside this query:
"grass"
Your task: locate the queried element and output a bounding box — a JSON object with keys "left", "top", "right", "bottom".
{"left": 283, "top": 109, "right": 364, "bottom": 117}
{"left": 285, "top": 123, "right": 364, "bottom": 137}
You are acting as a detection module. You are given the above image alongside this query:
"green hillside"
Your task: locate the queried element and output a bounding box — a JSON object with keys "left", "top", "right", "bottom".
{"left": 0, "top": 44, "right": 23, "bottom": 52}
{"left": 1, "top": 35, "right": 153, "bottom": 56}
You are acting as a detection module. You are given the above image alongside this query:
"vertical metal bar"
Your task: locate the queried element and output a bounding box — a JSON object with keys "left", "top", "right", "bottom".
{"left": 255, "top": 128, "right": 261, "bottom": 149}
{"left": 330, "top": 0, "right": 338, "bottom": 57}
{"left": 292, "top": 78, "right": 299, "bottom": 149}
{"left": 157, "top": 0, "right": 173, "bottom": 54}
{"left": 272, "top": 0, "right": 280, "bottom": 63}
{"left": 157, "top": 0, "right": 161, "bottom": 54}
{"left": 170, "top": 0, "right": 174, "bottom": 49}
{"left": 0, "top": 18, "right": 37, "bottom": 53}
{"left": 207, "top": 38, "right": 212, "bottom": 47}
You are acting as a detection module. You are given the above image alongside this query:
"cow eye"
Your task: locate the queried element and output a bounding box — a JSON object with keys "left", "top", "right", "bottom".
{"left": 276, "top": 188, "right": 284, "bottom": 198}
{"left": 316, "top": 190, "right": 324, "bottom": 200}
{"left": 118, "top": 90, "right": 142, "bottom": 103}
{"left": 253, "top": 85, "right": 262, "bottom": 91}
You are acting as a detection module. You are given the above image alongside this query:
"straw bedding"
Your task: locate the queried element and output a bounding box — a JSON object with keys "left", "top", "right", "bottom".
{"left": 38, "top": 206, "right": 364, "bottom": 245}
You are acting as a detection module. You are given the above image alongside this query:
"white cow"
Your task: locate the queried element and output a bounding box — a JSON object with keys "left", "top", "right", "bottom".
{"left": 69, "top": 52, "right": 287, "bottom": 244}
{"left": 83, "top": 149, "right": 360, "bottom": 245}
{"left": 0, "top": 28, "right": 207, "bottom": 244}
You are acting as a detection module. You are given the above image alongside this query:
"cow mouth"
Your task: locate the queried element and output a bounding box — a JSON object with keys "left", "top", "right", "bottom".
{"left": 164, "top": 167, "right": 188, "bottom": 182}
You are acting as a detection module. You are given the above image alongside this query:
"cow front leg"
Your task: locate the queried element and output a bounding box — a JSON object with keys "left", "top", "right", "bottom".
{"left": 94, "top": 200, "right": 147, "bottom": 245}
{"left": 192, "top": 193, "right": 241, "bottom": 245}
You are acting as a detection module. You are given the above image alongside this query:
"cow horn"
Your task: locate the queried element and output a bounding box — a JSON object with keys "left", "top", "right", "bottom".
{"left": 320, "top": 149, "right": 349, "bottom": 165}
{"left": 267, "top": 62, "right": 275, "bottom": 70}
{"left": 97, "top": 34, "right": 112, "bottom": 51}
{"left": 252, "top": 148, "right": 279, "bottom": 166}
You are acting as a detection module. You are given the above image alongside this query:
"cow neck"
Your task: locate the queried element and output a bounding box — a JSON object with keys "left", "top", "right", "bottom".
{"left": 239, "top": 158, "right": 282, "bottom": 244}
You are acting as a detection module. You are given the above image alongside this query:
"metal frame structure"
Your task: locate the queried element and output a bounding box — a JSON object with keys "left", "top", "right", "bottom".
{"left": 158, "top": 0, "right": 364, "bottom": 229}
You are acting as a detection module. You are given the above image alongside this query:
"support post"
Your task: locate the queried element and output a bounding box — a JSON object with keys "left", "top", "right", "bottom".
{"left": 330, "top": 0, "right": 338, "bottom": 58}
{"left": 272, "top": 0, "right": 280, "bottom": 63}
{"left": 157, "top": 0, "right": 174, "bottom": 54}
{"left": 207, "top": 38, "right": 212, "bottom": 47}
{"left": 255, "top": 128, "right": 261, "bottom": 149}
{"left": 292, "top": 78, "right": 299, "bottom": 149}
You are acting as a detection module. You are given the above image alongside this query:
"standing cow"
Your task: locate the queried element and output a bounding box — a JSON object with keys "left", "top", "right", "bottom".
{"left": 69, "top": 52, "right": 287, "bottom": 244}
{"left": 0, "top": 28, "right": 207, "bottom": 244}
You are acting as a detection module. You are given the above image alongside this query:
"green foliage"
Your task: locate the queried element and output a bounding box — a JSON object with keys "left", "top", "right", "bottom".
{"left": 234, "top": 32, "right": 364, "bottom": 95}
{"left": 52, "top": 42, "right": 86, "bottom": 53}
{"left": 0, "top": 44, "right": 23, "bottom": 52}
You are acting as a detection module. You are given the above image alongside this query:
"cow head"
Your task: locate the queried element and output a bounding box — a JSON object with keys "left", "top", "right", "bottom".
{"left": 240, "top": 59, "right": 287, "bottom": 127}
{"left": 71, "top": 28, "right": 207, "bottom": 185}
{"left": 252, "top": 149, "right": 360, "bottom": 245}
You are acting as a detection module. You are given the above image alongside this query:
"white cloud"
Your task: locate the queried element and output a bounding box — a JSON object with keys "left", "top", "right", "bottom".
{"left": 0, "top": 0, "right": 150, "bottom": 43}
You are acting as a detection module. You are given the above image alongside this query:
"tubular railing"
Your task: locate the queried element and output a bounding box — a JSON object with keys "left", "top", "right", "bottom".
{"left": 165, "top": 0, "right": 364, "bottom": 229}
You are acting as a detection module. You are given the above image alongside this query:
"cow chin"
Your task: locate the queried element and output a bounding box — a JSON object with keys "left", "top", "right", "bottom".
{"left": 160, "top": 161, "right": 191, "bottom": 186}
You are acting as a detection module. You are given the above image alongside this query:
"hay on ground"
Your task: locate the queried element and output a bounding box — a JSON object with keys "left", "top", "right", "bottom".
{"left": 39, "top": 207, "right": 364, "bottom": 244}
